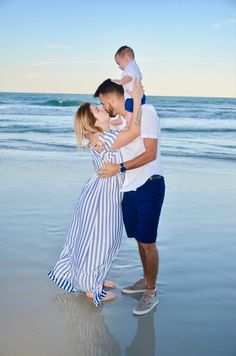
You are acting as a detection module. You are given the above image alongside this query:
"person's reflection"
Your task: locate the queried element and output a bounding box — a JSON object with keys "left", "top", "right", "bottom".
{"left": 53, "top": 293, "right": 121, "bottom": 356}
{"left": 126, "top": 310, "right": 156, "bottom": 356}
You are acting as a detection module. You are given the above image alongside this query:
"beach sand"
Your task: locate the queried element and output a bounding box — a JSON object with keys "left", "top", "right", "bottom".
{"left": 0, "top": 155, "right": 235, "bottom": 356}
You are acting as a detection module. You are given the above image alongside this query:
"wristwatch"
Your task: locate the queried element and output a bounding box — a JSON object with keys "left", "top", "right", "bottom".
{"left": 120, "top": 163, "right": 127, "bottom": 173}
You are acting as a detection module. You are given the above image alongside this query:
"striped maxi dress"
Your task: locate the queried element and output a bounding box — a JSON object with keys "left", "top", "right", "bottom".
{"left": 48, "top": 131, "right": 124, "bottom": 307}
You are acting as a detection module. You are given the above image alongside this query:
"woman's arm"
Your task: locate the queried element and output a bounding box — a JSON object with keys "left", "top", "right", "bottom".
{"left": 109, "top": 79, "right": 143, "bottom": 150}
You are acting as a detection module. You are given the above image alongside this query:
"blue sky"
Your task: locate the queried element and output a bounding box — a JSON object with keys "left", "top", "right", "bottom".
{"left": 0, "top": 0, "right": 235, "bottom": 97}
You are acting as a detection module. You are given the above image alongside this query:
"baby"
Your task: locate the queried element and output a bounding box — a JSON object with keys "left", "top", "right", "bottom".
{"left": 111, "top": 46, "right": 146, "bottom": 130}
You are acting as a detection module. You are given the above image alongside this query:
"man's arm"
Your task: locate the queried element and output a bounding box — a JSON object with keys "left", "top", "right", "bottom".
{"left": 97, "top": 138, "right": 157, "bottom": 178}
{"left": 90, "top": 79, "right": 143, "bottom": 152}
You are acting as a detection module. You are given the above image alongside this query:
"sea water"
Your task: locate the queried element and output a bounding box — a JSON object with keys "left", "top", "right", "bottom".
{"left": 0, "top": 92, "right": 235, "bottom": 162}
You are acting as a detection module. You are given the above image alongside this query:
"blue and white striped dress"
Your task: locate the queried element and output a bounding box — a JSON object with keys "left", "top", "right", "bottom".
{"left": 48, "top": 131, "right": 124, "bottom": 307}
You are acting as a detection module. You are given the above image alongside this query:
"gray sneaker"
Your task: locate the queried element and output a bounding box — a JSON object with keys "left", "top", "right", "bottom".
{"left": 122, "top": 279, "right": 147, "bottom": 294}
{"left": 133, "top": 290, "right": 158, "bottom": 316}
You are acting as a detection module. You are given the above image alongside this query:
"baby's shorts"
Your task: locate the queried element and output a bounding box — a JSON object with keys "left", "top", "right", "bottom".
{"left": 125, "top": 94, "right": 146, "bottom": 112}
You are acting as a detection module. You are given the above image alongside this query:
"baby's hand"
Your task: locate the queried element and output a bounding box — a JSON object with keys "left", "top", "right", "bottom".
{"left": 109, "top": 116, "right": 123, "bottom": 126}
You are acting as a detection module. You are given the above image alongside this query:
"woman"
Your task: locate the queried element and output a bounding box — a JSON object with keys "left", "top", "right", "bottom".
{"left": 48, "top": 82, "right": 143, "bottom": 307}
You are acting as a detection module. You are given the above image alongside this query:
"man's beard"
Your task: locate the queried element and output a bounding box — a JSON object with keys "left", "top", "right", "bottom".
{"left": 107, "top": 103, "right": 116, "bottom": 117}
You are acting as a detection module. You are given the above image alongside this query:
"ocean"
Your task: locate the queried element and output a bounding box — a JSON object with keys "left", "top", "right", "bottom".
{"left": 0, "top": 92, "right": 236, "bottom": 162}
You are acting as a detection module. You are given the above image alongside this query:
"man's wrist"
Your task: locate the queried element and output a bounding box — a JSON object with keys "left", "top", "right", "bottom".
{"left": 119, "top": 163, "right": 127, "bottom": 173}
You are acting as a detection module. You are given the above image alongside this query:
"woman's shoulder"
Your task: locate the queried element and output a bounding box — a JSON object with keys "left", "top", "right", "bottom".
{"left": 100, "top": 130, "right": 119, "bottom": 150}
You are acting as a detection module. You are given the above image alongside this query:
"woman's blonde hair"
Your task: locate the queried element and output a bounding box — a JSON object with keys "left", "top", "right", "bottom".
{"left": 74, "top": 103, "right": 102, "bottom": 147}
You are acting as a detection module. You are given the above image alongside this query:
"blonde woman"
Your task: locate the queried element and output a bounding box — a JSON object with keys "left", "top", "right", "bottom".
{"left": 48, "top": 80, "right": 143, "bottom": 307}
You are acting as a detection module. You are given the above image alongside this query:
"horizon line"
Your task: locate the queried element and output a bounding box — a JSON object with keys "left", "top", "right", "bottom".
{"left": 0, "top": 90, "right": 235, "bottom": 100}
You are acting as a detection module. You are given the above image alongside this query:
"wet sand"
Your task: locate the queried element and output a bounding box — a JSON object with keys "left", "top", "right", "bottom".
{"left": 0, "top": 155, "right": 236, "bottom": 356}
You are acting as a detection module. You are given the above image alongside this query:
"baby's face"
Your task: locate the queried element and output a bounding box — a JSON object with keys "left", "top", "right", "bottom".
{"left": 115, "top": 55, "right": 129, "bottom": 70}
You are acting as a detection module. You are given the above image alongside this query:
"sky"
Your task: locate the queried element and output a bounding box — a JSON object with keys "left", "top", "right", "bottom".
{"left": 0, "top": 0, "right": 236, "bottom": 97}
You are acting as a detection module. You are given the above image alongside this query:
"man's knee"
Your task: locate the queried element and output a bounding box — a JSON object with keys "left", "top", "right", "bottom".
{"left": 138, "top": 241, "right": 157, "bottom": 252}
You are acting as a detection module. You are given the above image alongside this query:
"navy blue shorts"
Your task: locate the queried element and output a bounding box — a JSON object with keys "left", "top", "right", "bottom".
{"left": 122, "top": 176, "right": 165, "bottom": 244}
{"left": 125, "top": 95, "right": 146, "bottom": 112}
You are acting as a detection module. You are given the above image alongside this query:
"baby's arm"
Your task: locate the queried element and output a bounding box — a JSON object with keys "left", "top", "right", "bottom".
{"left": 112, "top": 75, "right": 133, "bottom": 85}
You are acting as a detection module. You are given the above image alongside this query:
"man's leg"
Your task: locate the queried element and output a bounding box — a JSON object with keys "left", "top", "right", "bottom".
{"left": 132, "top": 242, "right": 159, "bottom": 315}
{"left": 132, "top": 177, "right": 165, "bottom": 315}
{"left": 137, "top": 242, "right": 148, "bottom": 282}
{"left": 122, "top": 177, "right": 165, "bottom": 300}
{"left": 121, "top": 192, "right": 148, "bottom": 294}
{"left": 138, "top": 242, "right": 159, "bottom": 290}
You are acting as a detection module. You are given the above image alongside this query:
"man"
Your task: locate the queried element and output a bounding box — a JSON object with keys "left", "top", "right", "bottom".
{"left": 94, "top": 79, "right": 165, "bottom": 316}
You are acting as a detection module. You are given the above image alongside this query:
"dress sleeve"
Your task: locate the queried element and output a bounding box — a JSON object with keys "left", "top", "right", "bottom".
{"left": 100, "top": 130, "right": 119, "bottom": 151}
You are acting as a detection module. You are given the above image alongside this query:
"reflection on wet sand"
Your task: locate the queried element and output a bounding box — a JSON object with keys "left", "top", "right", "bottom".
{"left": 126, "top": 309, "right": 156, "bottom": 356}
{"left": 53, "top": 293, "right": 121, "bottom": 356}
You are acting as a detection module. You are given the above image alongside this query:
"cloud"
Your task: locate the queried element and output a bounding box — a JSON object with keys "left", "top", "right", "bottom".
{"left": 30, "top": 59, "right": 111, "bottom": 66}
{"left": 23, "top": 72, "right": 39, "bottom": 81}
{"left": 213, "top": 18, "right": 236, "bottom": 30}
{"left": 46, "top": 44, "right": 77, "bottom": 49}
{"left": 140, "top": 56, "right": 166, "bottom": 62}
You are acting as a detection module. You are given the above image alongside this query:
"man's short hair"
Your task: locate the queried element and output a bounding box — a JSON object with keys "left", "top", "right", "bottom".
{"left": 94, "top": 79, "right": 124, "bottom": 98}
{"left": 115, "top": 46, "right": 135, "bottom": 59}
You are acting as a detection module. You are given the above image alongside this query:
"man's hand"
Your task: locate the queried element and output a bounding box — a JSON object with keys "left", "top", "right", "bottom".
{"left": 97, "top": 163, "right": 120, "bottom": 178}
{"left": 111, "top": 79, "right": 122, "bottom": 85}
{"left": 87, "top": 132, "right": 104, "bottom": 152}
{"left": 126, "top": 78, "right": 144, "bottom": 102}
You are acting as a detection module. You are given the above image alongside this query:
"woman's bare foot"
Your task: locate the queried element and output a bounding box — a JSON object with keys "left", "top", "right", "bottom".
{"left": 103, "top": 280, "right": 116, "bottom": 289}
{"left": 103, "top": 291, "right": 116, "bottom": 302}
{"left": 85, "top": 291, "right": 94, "bottom": 299}
{"left": 85, "top": 291, "right": 116, "bottom": 302}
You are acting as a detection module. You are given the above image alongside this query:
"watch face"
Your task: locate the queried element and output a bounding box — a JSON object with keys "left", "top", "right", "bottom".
{"left": 120, "top": 166, "right": 126, "bottom": 173}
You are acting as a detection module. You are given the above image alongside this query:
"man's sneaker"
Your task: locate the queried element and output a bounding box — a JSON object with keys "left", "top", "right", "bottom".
{"left": 122, "top": 279, "right": 147, "bottom": 294}
{"left": 133, "top": 290, "right": 158, "bottom": 316}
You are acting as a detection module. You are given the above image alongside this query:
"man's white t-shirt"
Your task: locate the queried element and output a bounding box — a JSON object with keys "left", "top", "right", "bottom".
{"left": 120, "top": 104, "right": 164, "bottom": 192}
{"left": 122, "top": 59, "right": 142, "bottom": 100}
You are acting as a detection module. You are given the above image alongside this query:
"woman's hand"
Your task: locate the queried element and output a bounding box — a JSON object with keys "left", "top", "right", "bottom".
{"left": 87, "top": 132, "right": 104, "bottom": 152}
{"left": 127, "top": 78, "right": 144, "bottom": 103}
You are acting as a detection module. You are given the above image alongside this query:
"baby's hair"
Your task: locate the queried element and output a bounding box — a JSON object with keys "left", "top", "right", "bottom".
{"left": 115, "top": 46, "right": 135, "bottom": 59}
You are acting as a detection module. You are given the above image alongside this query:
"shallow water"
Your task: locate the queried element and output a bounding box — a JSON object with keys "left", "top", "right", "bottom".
{"left": 0, "top": 155, "right": 235, "bottom": 356}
